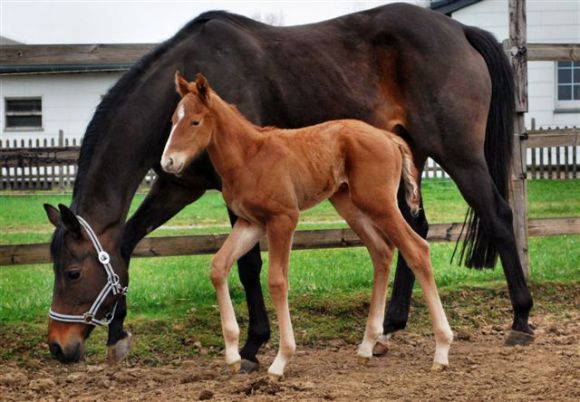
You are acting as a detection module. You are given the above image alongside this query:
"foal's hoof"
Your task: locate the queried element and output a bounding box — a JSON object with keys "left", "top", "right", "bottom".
{"left": 268, "top": 373, "right": 283, "bottom": 382}
{"left": 106, "top": 332, "right": 132, "bottom": 364}
{"left": 431, "top": 362, "right": 448, "bottom": 372}
{"left": 357, "top": 355, "right": 371, "bottom": 365}
{"left": 505, "top": 330, "right": 534, "bottom": 346}
{"left": 228, "top": 360, "right": 242, "bottom": 375}
{"left": 240, "top": 359, "right": 260, "bottom": 374}
{"left": 372, "top": 334, "right": 392, "bottom": 356}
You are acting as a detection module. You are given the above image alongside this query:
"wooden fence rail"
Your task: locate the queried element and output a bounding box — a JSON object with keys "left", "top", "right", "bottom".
{"left": 1, "top": 217, "right": 578, "bottom": 266}
{"left": 2, "top": 127, "right": 578, "bottom": 189}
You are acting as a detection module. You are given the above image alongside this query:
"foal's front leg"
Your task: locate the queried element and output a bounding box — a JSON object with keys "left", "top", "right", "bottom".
{"left": 265, "top": 215, "right": 298, "bottom": 380}
{"left": 210, "top": 219, "right": 264, "bottom": 373}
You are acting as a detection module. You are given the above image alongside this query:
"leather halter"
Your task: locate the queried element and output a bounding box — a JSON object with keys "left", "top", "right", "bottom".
{"left": 48, "top": 216, "right": 127, "bottom": 327}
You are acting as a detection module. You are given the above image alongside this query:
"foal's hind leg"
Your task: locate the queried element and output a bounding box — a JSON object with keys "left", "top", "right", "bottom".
{"left": 210, "top": 219, "right": 265, "bottom": 373}
{"left": 351, "top": 188, "right": 453, "bottom": 369}
{"left": 330, "top": 191, "right": 395, "bottom": 362}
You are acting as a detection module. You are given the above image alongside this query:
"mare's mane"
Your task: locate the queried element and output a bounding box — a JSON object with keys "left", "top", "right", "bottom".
{"left": 73, "top": 10, "right": 262, "bottom": 201}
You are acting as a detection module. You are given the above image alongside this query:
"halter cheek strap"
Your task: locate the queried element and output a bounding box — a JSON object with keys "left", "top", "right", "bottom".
{"left": 48, "top": 215, "right": 128, "bottom": 327}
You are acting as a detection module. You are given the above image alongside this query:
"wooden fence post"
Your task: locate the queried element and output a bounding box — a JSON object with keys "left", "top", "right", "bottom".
{"left": 58, "top": 130, "right": 65, "bottom": 190}
{"left": 505, "top": 0, "right": 530, "bottom": 277}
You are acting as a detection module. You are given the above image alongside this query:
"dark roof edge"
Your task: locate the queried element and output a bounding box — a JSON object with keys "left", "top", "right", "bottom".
{"left": 0, "top": 64, "right": 132, "bottom": 76}
{"left": 430, "top": 0, "right": 483, "bottom": 15}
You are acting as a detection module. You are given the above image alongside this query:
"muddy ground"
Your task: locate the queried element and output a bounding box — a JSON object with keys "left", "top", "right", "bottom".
{"left": 1, "top": 309, "right": 579, "bottom": 402}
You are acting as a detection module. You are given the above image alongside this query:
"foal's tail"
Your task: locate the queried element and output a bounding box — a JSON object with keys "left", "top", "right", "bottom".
{"left": 392, "top": 136, "right": 420, "bottom": 216}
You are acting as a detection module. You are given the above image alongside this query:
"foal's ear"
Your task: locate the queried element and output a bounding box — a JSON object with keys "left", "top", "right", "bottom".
{"left": 175, "top": 70, "right": 190, "bottom": 97}
{"left": 194, "top": 73, "right": 210, "bottom": 104}
{"left": 44, "top": 204, "right": 61, "bottom": 227}
{"left": 57, "top": 204, "right": 82, "bottom": 236}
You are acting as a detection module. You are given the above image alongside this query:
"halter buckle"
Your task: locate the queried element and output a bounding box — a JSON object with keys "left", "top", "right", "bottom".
{"left": 98, "top": 251, "right": 110, "bottom": 265}
{"left": 83, "top": 312, "right": 95, "bottom": 323}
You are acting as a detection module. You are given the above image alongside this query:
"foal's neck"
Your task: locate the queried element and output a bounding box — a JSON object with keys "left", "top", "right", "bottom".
{"left": 207, "top": 97, "right": 262, "bottom": 180}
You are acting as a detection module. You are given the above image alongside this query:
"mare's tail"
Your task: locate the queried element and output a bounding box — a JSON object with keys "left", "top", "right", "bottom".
{"left": 459, "top": 26, "right": 516, "bottom": 269}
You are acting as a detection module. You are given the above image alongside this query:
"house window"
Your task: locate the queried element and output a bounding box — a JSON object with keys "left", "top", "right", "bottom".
{"left": 5, "top": 98, "right": 43, "bottom": 130}
{"left": 556, "top": 61, "right": 580, "bottom": 110}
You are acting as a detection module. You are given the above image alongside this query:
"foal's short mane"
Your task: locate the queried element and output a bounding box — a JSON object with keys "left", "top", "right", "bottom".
{"left": 224, "top": 102, "right": 278, "bottom": 133}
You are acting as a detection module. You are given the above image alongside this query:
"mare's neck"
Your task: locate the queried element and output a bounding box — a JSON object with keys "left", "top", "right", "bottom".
{"left": 206, "top": 97, "right": 262, "bottom": 181}
{"left": 71, "top": 68, "right": 179, "bottom": 234}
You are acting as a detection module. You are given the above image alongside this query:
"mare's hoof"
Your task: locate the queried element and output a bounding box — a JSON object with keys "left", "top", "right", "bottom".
{"left": 357, "top": 355, "right": 371, "bottom": 365}
{"left": 505, "top": 330, "right": 534, "bottom": 346}
{"left": 106, "top": 332, "right": 132, "bottom": 364}
{"left": 228, "top": 360, "right": 241, "bottom": 375}
{"left": 431, "top": 362, "right": 448, "bottom": 372}
{"left": 240, "top": 359, "right": 260, "bottom": 374}
{"left": 268, "top": 373, "right": 283, "bottom": 382}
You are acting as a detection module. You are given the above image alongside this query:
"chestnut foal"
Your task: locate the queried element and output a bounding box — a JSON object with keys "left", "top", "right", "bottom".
{"left": 162, "top": 72, "right": 453, "bottom": 379}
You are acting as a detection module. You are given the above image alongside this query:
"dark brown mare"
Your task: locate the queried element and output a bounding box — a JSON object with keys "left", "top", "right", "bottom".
{"left": 43, "top": 3, "right": 533, "bottom": 368}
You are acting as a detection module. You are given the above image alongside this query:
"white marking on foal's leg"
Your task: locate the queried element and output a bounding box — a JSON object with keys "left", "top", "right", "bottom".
{"left": 412, "top": 267, "right": 453, "bottom": 371}
{"left": 356, "top": 219, "right": 391, "bottom": 363}
{"left": 210, "top": 220, "right": 264, "bottom": 374}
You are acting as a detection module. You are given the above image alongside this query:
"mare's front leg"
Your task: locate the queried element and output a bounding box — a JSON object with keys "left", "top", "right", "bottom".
{"left": 265, "top": 215, "right": 298, "bottom": 380}
{"left": 227, "top": 210, "right": 270, "bottom": 373}
{"left": 210, "top": 219, "right": 265, "bottom": 373}
{"left": 108, "top": 175, "right": 206, "bottom": 363}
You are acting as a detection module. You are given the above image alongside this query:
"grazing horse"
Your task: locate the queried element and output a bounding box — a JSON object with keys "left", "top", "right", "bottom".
{"left": 161, "top": 72, "right": 453, "bottom": 378}
{"left": 43, "top": 3, "right": 532, "bottom": 368}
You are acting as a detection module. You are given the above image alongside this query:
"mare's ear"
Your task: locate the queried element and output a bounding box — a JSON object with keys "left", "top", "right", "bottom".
{"left": 57, "top": 204, "right": 82, "bottom": 236}
{"left": 44, "top": 204, "right": 61, "bottom": 227}
{"left": 175, "top": 70, "right": 190, "bottom": 97}
{"left": 194, "top": 73, "right": 210, "bottom": 104}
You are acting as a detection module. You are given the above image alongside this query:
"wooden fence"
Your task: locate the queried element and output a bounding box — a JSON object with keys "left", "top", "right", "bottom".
{"left": 0, "top": 131, "right": 156, "bottom": 190}
{"left": 1, "top": 126, "right": 578, "bottom": 190}
{"left": 1, "top": 216, "right": 578, "bottom": 266}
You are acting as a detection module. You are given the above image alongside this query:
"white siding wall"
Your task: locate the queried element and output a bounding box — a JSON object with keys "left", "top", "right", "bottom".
{"left": 0, "top": 72, "right": 122, "bottom": 143}
{"left": 452, "top": 0, "right": 580, "bottom": 128}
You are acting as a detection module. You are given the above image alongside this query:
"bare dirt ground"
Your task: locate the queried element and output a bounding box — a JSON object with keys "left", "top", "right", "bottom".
{"left": 1, "top": 310, "right": 578, "bottom": 402}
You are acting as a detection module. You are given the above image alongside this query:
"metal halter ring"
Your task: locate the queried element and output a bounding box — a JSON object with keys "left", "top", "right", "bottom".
{"left": 98, "top": 251, "right": 111, "bottom": 265}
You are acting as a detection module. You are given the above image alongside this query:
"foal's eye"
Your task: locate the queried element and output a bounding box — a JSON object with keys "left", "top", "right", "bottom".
{"left": 191, "top": 120, "right": 200, "bottom": 126}
{"left": 66, "top": 270, "right": 81, "bottom": 281}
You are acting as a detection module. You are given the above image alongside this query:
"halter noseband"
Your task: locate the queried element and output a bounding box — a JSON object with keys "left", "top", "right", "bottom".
{"left": 48, "top": 215, "right": 127, "bottom": 327}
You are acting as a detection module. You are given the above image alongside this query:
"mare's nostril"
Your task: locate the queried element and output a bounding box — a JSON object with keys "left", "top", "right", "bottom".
{"left": 50, "top": 342, "right": 63, "bottom": 359}
{"left": 167, "top": 157, "right": 174, "bottom": 167}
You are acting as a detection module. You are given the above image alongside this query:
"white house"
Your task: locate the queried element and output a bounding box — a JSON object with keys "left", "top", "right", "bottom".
{"left": 1, "top": 0, "right": 578, "bottom": 147}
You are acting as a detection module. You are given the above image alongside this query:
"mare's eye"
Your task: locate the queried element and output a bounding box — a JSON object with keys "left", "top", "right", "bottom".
{"left": 66, "top": 270, "right": 81, "bottom": 281}
{"left": 191, "top": 120, "right": 200, "bottom": 126}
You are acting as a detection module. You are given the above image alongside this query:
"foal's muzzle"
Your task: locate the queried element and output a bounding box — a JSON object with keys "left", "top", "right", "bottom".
{"left": 161, "top": 155, "right": 184, "bottom": 175}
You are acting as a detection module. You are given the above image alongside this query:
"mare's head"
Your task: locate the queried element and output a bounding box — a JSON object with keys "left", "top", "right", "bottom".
{"left": 43, "top": 204, "right": 126, "bottom": 362}
{"left": 161, "top": 71, "right": 214, "bottom": 175}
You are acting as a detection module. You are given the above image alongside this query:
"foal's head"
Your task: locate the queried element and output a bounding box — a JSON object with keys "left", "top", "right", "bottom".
{"left": 161, "top": 71, "right": 214, "bottom": 175}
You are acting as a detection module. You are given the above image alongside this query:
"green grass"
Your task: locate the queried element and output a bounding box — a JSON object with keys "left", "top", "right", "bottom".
{"left": 0, "top": 179, "right": 578, "bottom": 363}
{"left": 1, "top": 180, "right": 579, "bottom": 244}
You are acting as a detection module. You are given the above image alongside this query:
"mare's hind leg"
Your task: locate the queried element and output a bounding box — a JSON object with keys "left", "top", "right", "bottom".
{"left": 210, "top": 219, "right": 265, "bottom": 373}
{"left": 330, "top": 190, "right": 395, "bottom": 362}
{"left": 441, "top": 158, "right": 534, "bottom": 342}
